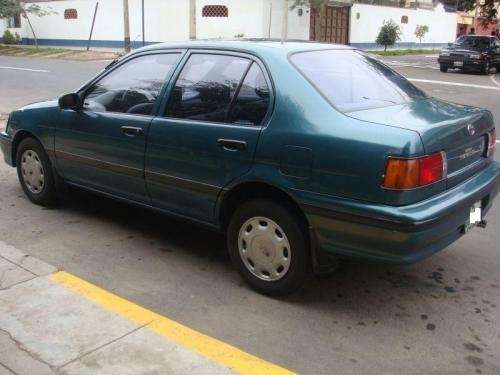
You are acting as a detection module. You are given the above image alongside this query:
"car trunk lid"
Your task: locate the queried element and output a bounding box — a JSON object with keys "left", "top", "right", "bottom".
{"left": 347, "top": 98, "right": 493, "bottom": 189}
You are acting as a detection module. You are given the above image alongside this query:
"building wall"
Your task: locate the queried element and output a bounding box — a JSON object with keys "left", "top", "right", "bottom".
{"left": 350, "top": 3, "right": 457, "bottom": 48}
{"left": 19, "top": 0, "right": 190, "bottom": 47}
{"left": 12, "top": 1, "right": 457, "bottom": 49}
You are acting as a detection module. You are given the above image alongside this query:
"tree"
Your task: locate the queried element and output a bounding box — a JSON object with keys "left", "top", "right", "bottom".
{"left": 376, "top": 20, "right": 402, "bottom": 51}
{"left": 414, "top": 25, "right": 429, "bottom": 44}
{"left": 0, "top": 0, "right": 55, "bottom": 48}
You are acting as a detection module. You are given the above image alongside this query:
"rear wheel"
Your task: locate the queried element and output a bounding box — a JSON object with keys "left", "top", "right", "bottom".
{"left": 440, "top": 64, "right": 448, "bottom": 73}
{"left": 496, "top": 64, "right": 500, "bottom": 73}
{"left": 16, "top": 138, "right": 57, "bottom": 206}
{"left": 227, "top": 199, "right": 310, "bottom": 296}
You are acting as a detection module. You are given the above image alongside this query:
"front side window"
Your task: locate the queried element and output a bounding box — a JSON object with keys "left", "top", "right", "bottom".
{"left": 229, "top": 63, "right": 270, "bottom": 125}
{"left": 166, "top": 54, "right": 251, "bottom": 122}
{"left": 84, "top": 53, "right": 180, "bottom": 115}
{"left": 290, "top": 49, "right": 427, "bottom": 112}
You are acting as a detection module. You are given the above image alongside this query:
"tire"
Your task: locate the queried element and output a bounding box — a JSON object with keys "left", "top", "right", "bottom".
{"left": 227, "top": 199, "right": 310, "bottom": 296}
{"left": 496, "top": 64, "right": 500, "bottom": 74}
{"left": 440, "top": 64, "right": 448, "bottom": 73}
{"left": 482, "top": 61, "right": 491, "bottom": 75}
{"left": 16, "top": 137, "right": 58, "bottom": 206}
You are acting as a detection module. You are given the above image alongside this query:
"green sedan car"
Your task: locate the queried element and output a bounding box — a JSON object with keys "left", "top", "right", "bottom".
{"left": 1, "top": 41, "right": 499, "bottom": 296}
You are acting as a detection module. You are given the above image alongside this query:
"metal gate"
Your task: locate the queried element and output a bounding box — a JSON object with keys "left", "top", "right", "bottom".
{"left": 310, "top": 5, "right": 350, "bottom": 44}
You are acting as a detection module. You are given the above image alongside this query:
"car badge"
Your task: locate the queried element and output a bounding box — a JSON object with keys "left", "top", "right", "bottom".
{"left": 467, "top": 124, "right": 476, "bottom": 136}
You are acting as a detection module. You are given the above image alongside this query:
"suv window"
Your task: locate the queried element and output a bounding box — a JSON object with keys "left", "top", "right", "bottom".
{"left": 229, "top": 63, "right": 271, "bottom": 125}
{"left": 84, "top": 53, "right": 180, "bottom": 115}
{"left": 166, "top": 54, "right": 251, "bottom": 123}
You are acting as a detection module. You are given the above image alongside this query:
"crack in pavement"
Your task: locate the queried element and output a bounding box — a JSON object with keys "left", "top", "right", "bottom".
{"left": 0, "top": 327, "right": 59, "bottom": 374}
{"left": 57, "top": 321, "right": 154, "bottom": 372}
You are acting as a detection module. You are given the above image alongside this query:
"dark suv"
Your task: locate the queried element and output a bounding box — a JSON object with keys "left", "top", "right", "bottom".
{"left": 438, "top": 35, "right": 500, "bottom": 74}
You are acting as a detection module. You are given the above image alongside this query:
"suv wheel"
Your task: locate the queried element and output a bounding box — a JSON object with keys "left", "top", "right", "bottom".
{"left": 16, "top": 138, "right": 58, "bottom": 206}
{"left": 227, "top": 199, "right": 310, "bottom": 296}
{"left": 482, "top": 61, "right": 491, "bottom": 75}
{"left": 439, "top": 64, "right": 448, "bottom": 73}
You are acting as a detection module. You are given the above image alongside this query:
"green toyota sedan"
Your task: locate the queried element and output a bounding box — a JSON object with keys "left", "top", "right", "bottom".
{"left": 1, "top": 41, "right": 499, "bottom": 296}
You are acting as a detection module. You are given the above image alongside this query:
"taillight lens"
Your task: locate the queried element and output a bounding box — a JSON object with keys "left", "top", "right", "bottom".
{"left": 487, "top": 128, "right": 496, "bottom": 157}
{"left": 383, "top": 152, "right": 447, "bottom": 190}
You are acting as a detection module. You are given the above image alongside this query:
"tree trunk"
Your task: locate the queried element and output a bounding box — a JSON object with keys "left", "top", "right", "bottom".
{"left": 384, "top": 45, "right": 387, "bottom": 51}
{"left": 22, "top": 10, "right": 38, "bottom": 48}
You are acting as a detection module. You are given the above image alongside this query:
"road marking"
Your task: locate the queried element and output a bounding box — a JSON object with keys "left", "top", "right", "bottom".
{"left": 0, "top": 66, "right": 49, "bottom": 73}
{"left": 490, "top": 75, "right": 500, "bottom": 88}
{"left": 408, "top": 78, "right": 500, "bottom": 91}
{"left": 50, "top": 271, "right": 294, "bottom": 375}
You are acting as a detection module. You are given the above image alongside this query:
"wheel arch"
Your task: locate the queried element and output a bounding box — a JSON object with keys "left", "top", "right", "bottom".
{"left": 11, "top": 130, "right": 41, "bottom": 167}
{"left": 218, "top": 180, "right": 310, "bottom": 234}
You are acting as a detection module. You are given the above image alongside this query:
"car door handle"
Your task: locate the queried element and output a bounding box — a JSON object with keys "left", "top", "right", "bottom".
{"left": 217, "top": 139, "right": 247, "bottom": 151}
{"left": 121, "top": 126, "right": 143, "bottom": 137}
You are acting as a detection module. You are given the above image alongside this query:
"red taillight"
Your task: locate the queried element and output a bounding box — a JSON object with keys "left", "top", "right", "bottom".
{"left": 383, "top": 152, "right": 447, "bottom": 190}
{"left": 487, "top": 128, "right": 496, "bottom": 157}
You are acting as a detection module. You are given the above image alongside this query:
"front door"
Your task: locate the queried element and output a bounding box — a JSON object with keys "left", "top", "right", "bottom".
{"left": 55, "top": 52, "right": 182, "bottom": 202}
{"left": 146, "top": 52, "right": 273, "bottom": 223}
{"left": 310, "top": 5, "right": 350, "bottom": 44}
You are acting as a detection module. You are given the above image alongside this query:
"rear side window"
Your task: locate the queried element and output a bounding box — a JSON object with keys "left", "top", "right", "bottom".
{"left": 166, "top": 54, "right": 251, "bottom": 123}
{"left": 229, "top": 63, "right": 271, "bottom": 125}
{"left": 290, "top": 49, "right": 426, "bottom": 112}
{"left": 84, "top": 53, "right": 180, "bottom": 115}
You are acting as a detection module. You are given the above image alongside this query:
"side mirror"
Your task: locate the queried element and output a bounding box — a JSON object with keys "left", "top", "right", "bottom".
{"left": 447, "top": 43, "right": 452, "bottom": 47}
{"left": 58, "top": 93, "right": 81, "bottom": 110}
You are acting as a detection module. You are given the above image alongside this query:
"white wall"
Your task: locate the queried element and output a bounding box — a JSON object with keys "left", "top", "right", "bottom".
{"left": 196, "top": 0, "right": 266, "bottom": 39}
{"left": 20, "top": 0, "right": 190, "bottom": 44}
{"left": 265, "top": 0, "right": 309, "bottom": 40}
{"left": 350, "top": 3, "right": 457, "bottom": 45}
{"left": 0, "top": 19, "right": 7, "bottom": 37}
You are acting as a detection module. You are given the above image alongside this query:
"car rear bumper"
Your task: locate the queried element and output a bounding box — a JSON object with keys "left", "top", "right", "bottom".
{"left": 438, "top": 56, "right": 486, "bottom": 70}
{"left": 0, "top": 132, "right": 13, "bottom": 167}
{"left": 298, "top": 161, "right": 500, "bottom": 264}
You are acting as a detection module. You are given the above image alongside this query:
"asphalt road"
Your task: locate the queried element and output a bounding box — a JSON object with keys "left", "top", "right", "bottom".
{"left": 1, "top": 54, "right": 500, "bottom": 374}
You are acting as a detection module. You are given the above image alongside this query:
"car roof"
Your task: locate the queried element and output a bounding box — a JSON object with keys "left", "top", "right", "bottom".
{"left": 133, "top": 39, "right": 355, "bottom": 56}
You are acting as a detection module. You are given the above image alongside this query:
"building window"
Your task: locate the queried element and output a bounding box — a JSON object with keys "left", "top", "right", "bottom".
{"left": 202, "top": 5, "right": 228, "bottom": 18}
{"left": 401, "top": 16, "right": 408, "bottom": 24}
{"left": 64, "top": 9, "right": 78, "bottom": 20}
{"left": 7, "top": 13, "right": 21, "bottom": 28}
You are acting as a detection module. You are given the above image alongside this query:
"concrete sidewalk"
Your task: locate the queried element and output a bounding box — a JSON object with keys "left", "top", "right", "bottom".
{"left": 0, "top": 241, "right": 291, "bottom": 375}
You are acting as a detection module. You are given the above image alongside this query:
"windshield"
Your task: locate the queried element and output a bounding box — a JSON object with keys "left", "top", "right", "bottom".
{"left": 290, "top": 49, "right": 426, "bottom": 113}
{"left": 454, "top": 36, "right": 491, "bottom": 49}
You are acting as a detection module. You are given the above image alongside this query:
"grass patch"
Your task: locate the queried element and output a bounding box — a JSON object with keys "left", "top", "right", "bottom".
{"left": 0, "top": 44, "right": 81, "bottom": 56}
{"left": 369, "top": 48, "right": 441, "bottom": 56}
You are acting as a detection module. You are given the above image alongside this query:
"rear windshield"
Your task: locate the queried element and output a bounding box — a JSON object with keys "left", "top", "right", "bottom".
{"left": 290, "top": 49, "right": 427, "bottom": 112}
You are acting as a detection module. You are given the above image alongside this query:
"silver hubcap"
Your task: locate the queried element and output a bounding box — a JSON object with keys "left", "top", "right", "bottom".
{"left": 238, "top": 216, "right": 291, "bottom": 281}
{"left": 21, "top": 150, "right": 45, "bottom": 194}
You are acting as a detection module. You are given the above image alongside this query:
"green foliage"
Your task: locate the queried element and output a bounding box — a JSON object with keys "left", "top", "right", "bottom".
{"left": 0, "top": 0, "right": 56, "bottom": 18}
{"left": 0, "top": 0, "right": 21, "bottom": 18}
{"left": 2, "top": 29, "right": 21, "bottom": 44}
{"left": 376, "top": 20, "right": 402, "bottom": 51}
{"left": 414, "top": 25, "right": 429, "bottom": 43}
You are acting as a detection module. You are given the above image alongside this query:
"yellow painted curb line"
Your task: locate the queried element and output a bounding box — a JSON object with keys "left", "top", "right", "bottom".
{"left": 50, "top": 271, "right": 295, "bottom": 375}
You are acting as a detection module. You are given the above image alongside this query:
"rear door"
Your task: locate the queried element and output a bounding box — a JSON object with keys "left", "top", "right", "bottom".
{"left": 146, "top": 51, "right": 273, "bottom": 223}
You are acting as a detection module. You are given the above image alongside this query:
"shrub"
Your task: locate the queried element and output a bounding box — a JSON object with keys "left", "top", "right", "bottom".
{"left": 2, "top": 30, "right": 21, "bottom": 45}
{"left": 414, "top": 25, "right": 429, "bottom": 43}
{"left": 376, "top": 20, "right": 402, "bottom": 51}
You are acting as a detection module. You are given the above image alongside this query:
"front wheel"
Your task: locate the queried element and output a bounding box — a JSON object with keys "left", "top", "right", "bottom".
{"left": 227, "top": 199, "right": 310, "bottom": 296}
{"left": 16, "top": 137, "right": 58, "bottom": 206}
{"left": 482, "top": 61, "right": 491, "bottom": 75}
{"left": 440, "top": 64, "right": 448, "bottom": 72}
